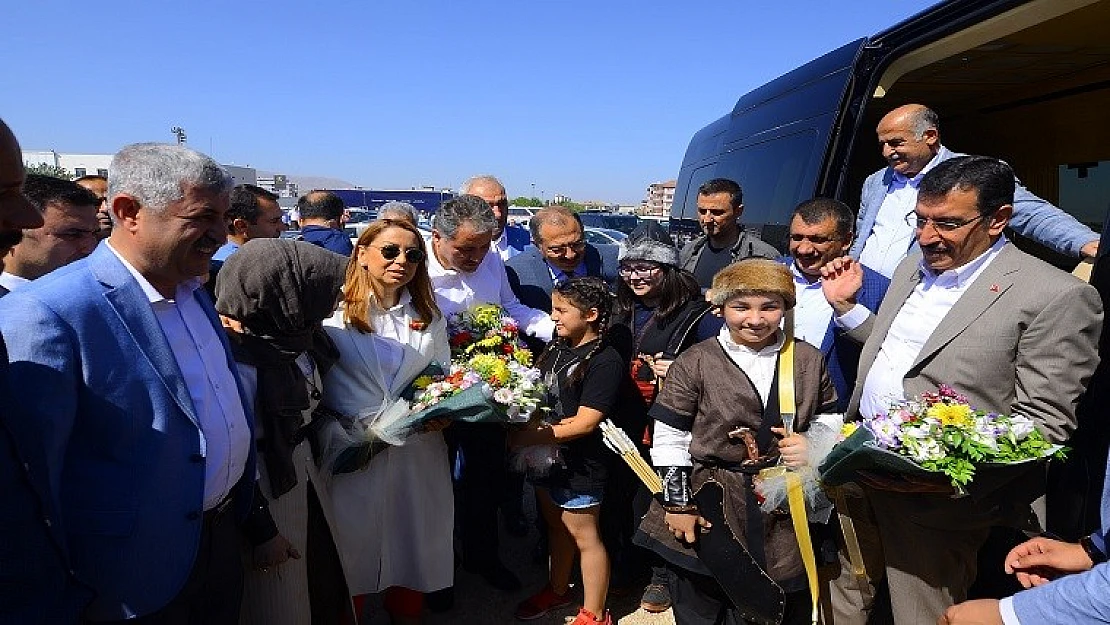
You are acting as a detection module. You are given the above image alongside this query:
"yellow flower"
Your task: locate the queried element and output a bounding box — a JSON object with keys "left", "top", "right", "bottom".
{"left": 840, "top": 422, "right": 859, "bottom": 438}
{"left": 513, "top": 348, "right": 533, "bottom": 367}
{"left": 927, "top": 403, "right": 973, "bottom": 428}
{"left": 468, "top": 354, "right": 511, "bottom": 386}
{"left": 413, "top": 375, "right": 434, "bottom": 390}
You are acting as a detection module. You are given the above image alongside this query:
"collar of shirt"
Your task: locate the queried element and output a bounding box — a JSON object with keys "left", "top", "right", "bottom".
{"left": 105, "top": 241, "right": 202, "bottom": 304}
{"left": 0, "top": 271, "right": 31, "bottom": 292}
{"left": 717, "top": 325, "right": 785, "bottom": 356}
{"left": 547, "top": 259, "right": 587, "bottom": 283}
{"left": 890, "top": 148, "right": 944, "bottom": 190}
{"left": 919, "top": 236, "right": 1008, "bottom": 290}
{"left": 426, "top": 243, "right": 495, "bottom": 278}
{"left": 789, "top": 262, "right": 823, "bottom": 290}
{"left": 379, "top": 289, "right": 413, "bottom": 314}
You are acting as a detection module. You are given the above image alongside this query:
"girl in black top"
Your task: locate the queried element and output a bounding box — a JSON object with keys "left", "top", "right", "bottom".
{"left": 510, "top": 277, "right": 622, "bottom": 625}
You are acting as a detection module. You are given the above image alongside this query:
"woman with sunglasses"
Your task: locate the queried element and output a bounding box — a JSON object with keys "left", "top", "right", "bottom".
{"left": 318, "top": 218, "right": 453, "bottom": 625}
{"left": 608, "top": 221, "right": 721, "bottom": 614}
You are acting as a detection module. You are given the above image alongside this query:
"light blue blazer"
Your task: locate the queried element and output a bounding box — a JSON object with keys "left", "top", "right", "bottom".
{"left": 0, "top": 244, "right": 255, "bottom": 621}
{"left": 849, "top": 146, "right": 1097, "bottom": 259}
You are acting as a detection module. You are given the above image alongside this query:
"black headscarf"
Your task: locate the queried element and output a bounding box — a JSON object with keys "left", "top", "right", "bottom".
{"left": 215, "top": 238, "right": 347, "bottom": 498}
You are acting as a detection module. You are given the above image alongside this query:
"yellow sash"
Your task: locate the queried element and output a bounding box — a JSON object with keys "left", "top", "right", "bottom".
{"left": 762, "top": 312, "right": 819, "bottom": 624}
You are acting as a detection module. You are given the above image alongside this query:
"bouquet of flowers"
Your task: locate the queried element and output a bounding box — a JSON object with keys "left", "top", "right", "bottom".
{"left": 819, "top": 385, "right": 1065, "bottom": 493}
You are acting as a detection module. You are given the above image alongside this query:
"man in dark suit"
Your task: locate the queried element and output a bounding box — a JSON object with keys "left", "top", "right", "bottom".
{"left": 823, "top": 156, "right": 1102, "bottom": 625}
{"left": 505, "top": 205, "right": 619, "bottom": 314}
{"left": 779, "top": 198, "right": 889, "bottom": 411}
{"left": 0, "top": 118, "right": 90, "bottom": 623}
{"left": 0, "top": 142, "right": 263, "bottom": 624}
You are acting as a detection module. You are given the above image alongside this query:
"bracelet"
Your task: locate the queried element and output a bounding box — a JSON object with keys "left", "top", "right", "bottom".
{"left": 662, "top": 504, "right": 700, "bottom": 514}
{"left": 1079, "top": 535, "right": 1107, "bottom": 565}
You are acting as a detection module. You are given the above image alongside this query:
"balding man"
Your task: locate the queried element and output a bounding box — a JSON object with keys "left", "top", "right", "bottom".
{"left": 461, "top": 175, "right": 530, "bottom": 260}
{"left": 505, "top": 205, "right": 618, "bottom": 313}
{"left": 851, "top": 104, "right": 1099, "bottom": 278}
{"left": 297, "top": 190, "right": 353, "bottom": 256}
{"left": 0, "top": 118, "right": 86, "bottom": 622}
{"left": 1, "top": 174, "right": 99, "bottom": 295}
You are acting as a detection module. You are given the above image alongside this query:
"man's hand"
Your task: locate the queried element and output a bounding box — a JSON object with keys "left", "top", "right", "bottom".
{"left": 253, "top": 534, "right": 301, "bottom": 571}
{"left": 771, "top": 427, "right": 808, "bottom": 468}
{"left": 1004, "top": 536, "right": 1093, "bottom": 588}
{"left": 664, "top": 511, "right": 711, "bottom": 544}
{"left": 820, "top": 256, "right": 864, "bottom": 315}
{"left": 650, "top": 354, "right": 673, "bottom": 380}
{"left": 1081, "top": 240, "right": 1099, "bottom": 259}
{"left": 938, "top": 599, "right": 1003, "bottom": 625}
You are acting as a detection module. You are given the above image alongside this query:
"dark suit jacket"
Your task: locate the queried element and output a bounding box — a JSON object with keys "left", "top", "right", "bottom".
{"left": 0, "top": 244, "right": 257, "bottom": 620}
{"left": 504, "top": 243, "right": 619, "bottom": 313}
{"left": 504, "top": 224, "right": 530, "bottom": 253}
{"left": 778, "top": 256, "right": 889, "bottom": 412}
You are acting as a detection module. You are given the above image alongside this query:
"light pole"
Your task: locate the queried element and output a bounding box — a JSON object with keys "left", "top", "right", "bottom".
{"left": 530, "top": 182, "right": 536, "bottom": 202}
{"left": 171, "top": 126, "right": 187, "bottom": 145}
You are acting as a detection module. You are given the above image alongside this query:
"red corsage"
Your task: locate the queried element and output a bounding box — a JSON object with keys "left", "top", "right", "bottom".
{"left": 410, "top": 320, "right": 428, "bottom": 331}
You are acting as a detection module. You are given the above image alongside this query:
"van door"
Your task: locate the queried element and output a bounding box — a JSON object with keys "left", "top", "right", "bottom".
{"left": 670, "top": 39, "right": 867, "bottom": 251}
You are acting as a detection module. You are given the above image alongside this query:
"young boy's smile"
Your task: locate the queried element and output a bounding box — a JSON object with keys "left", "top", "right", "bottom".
{"left": 720, "top": 293, "right": 784, "bottom": 351}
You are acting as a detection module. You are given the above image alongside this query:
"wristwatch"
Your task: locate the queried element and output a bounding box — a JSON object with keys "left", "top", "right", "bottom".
{"left": 1079, "top": 534, "right": 1107, "bottom": 565}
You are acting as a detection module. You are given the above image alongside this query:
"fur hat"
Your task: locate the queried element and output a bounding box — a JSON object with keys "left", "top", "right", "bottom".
{"left": 708, "top": 259, "right": 796, "bottom": 310}
{"left": 618, "top": 220, "right": 679, "bottom": 267}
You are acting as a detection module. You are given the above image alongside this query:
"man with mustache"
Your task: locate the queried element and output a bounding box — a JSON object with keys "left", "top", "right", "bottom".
{"left": 851, "top": 104, "right": 1098, "bottom": 278}
{"left": 781, "top": 197, "right": 888, "bottom": 411}
{"left": 821, "top": 156, "right": 1102, "bottom": 625}
{"left": 0, "top": 143, "right": 263, "bottom": 624}
{"left": 0, "top": 174, "right": 99, "bottom": 296}
{"left": 679, "top": 178, "right": 780, "bottom": 289}
{"left": 0, "top": 117, "right": 88, "bottom": 623}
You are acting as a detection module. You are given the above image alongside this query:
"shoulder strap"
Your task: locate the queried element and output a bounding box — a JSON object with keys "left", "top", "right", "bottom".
{"left": 778, "top": 309, "right": 796, "bottom": 434}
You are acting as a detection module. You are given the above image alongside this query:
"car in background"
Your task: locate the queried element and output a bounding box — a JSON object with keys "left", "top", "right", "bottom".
{"left": 584, "top": 227, "right": 627, "bottom": 246}
{"left": 578, "top": 212, "right": 640, "bottom": 235}
{"left": 508, "top": 206, "right": 537, "bottom": 228}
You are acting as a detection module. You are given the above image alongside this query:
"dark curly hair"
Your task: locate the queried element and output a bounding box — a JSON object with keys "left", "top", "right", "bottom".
{"left": 538, "top": 276, "right": 614, "bottom": 386}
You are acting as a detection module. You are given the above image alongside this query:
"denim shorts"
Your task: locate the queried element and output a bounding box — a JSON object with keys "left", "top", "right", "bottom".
{"left": 544, "top": 485, "right": 604, "bottom": 510}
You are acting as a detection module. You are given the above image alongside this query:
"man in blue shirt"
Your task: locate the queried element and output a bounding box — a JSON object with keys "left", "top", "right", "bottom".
{"left": 209, "top": 184, "right": 285, "bottom": 287}
{"left": 297, "top": 190, "right": 353, "bottom": 256}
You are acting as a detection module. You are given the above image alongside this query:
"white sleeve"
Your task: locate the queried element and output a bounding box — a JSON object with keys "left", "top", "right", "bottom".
{"left": 834, "top": 303, "right": 871, "bottom": 330}
{"left": 650, "top": 421, "right": 693, "bottom": 467}
{"left": 999, "top": 597, "right": 1023, "bottom": 625}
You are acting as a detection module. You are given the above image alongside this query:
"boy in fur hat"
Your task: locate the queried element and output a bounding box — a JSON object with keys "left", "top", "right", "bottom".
{"left": 634, "top": 259, "right": 837, "bottom": 625}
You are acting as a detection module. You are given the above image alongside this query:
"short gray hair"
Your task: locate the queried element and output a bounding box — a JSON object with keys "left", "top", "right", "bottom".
{"left": 108, "top": 143, "right": 232, "bottom": 213}
{"left": 378, "top": 201, "right": 417, "bottom": 224}
{"left": 459, "top": 175, "right": 505, "bottom": 196}
{"left": 910, "top": 106, "right": 940, "bottom": 139}
{"left": 529, "top": 205, "right": 582, "bottom": 243}
{"left": 434, "top": 194, "right": 498, "bottom": 239}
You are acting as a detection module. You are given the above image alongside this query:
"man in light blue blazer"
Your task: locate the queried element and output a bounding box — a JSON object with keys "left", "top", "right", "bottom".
{"left": 849, "top": 104, "right": 1098, "bottom": 278}
{"left": 0, "top": 143, "right": 262, "bottom": 624}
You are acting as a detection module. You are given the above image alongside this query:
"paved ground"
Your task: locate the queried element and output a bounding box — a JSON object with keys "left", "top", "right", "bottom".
{"left": 366, "top": 484, "right": 675, "bottom": 624}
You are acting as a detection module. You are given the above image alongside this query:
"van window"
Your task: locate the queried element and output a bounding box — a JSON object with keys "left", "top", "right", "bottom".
{"left": 1060, "top": 162, "right": 1108, "bottom": 233}
{"left": 715, "top": 130, "right": 818, "bottom": 227}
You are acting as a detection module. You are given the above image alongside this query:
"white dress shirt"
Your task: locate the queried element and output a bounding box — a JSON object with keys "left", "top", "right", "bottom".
{"left": 859, "top": 153, "right": 944, "bottom": 278}
{"left": 493, "top": 230, "right": 519, "bottom": 261}
{"left": 859, "top": 237, "right": 1008, "bottom": 418}
{"left": 0, "top": 271, "right": 31, "bottom": 293}
{"left": 107, "top": 243, "right": 251, "bottom": 510}
{"left": 427, "top": 246, "right": 554, "bottom": 341}
{"left": 650, "top": 327, "right": 785, "bottom": 467}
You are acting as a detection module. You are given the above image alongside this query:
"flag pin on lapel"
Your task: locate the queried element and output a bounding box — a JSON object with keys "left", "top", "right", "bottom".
{"left": 989, "top": 284, "right": 1000, "bottom": 292}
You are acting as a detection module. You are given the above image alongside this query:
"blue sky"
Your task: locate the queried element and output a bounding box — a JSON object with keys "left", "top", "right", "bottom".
{"left": 4, "top": 1, "right": 927, "bottom": 203}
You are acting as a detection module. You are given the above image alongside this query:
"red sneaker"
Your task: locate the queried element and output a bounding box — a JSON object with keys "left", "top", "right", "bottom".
{"left": 568, "top": 607, "right": 612, "bottom": 625}
{"left": 514, "top": 585, "right": 572, "bottom": 621}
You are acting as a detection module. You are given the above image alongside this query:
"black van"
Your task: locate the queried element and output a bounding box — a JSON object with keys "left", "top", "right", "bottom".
{"left": 669, "top": 0, "right": 1110, "bottom": 268}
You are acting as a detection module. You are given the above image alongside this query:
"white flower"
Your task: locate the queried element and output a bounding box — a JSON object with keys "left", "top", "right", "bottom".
{"left": 493, "top": 387, "right": 515, "bottom": 404}
{"left": 1008, "top": 415, "right": 1035, "bottom": 441}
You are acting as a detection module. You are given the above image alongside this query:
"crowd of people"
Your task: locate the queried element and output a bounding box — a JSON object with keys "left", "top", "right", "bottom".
{"left": 0, "top": 101, "right": 1108, "bottom": 625}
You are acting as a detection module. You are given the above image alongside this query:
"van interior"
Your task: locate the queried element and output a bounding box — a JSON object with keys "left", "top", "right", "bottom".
{"left": 845, "top": 0, "right": 1110, "bottom": 265}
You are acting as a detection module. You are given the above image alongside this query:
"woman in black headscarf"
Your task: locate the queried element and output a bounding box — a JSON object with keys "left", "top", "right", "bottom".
{"left": 215, "top": 237, "right": 347, "bottom": 625}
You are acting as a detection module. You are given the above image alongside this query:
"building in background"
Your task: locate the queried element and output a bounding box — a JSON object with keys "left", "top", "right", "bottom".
{"left": 256, "top": 172, "right": 300, "bottom": 198}
{"left": 23, "top": 150, "right": 257, "bottom": 186}
{"left": 641, "top": 179, "right": 676, "bottom": 217}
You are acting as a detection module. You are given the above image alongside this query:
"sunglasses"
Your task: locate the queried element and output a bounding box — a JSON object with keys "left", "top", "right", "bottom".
{"left": 368, "top": 244, "right": 425, "bottom": 263}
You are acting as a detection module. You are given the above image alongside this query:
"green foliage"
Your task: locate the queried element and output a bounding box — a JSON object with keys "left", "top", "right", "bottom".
{"left": 563, "top": 201, "right": 585, "bottom": 212}
{"left": 511, "top": 197, "right": 544, "bottom": 207}
{"left": 24, "top": 162, "right": 72, "bottom": 180}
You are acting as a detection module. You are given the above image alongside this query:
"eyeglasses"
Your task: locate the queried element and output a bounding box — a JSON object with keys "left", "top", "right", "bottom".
{"left": 904, "top": 211, "right": 992, "bottom": 233}
{"left": 619, "top": 263, "right": 662, "bottom": 278}
{"left": 544, "top": 240, "right": 586, "bottom": 256}
{"left": 367, "top": 244, "right": 425, "bottom": 263}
